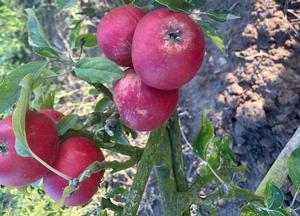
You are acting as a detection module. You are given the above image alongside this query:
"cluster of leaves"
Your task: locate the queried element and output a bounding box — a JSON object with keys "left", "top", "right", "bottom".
{"left": 241, "top": 181, "right": 289, "bottom": 216}
{"left": 239, "top": 145, "right": 300, "bottom": 215}
{"left": 191, "top": 111, "right": 300, "bottom": 215}
{"left": 193, "top": 111, "right": 236, "bottom": 177}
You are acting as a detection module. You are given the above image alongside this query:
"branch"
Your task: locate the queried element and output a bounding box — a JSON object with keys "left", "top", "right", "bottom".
{"left": 154, "top": 125, "right": 180, "bottom": 216}
{"left": 100, "top": 142, "right": 143, "bottom": 158}
{"left": 110, "top": 157, "right": 140, "bottom": 173}
{"left": 156, "top": 165, "right": 182, "bottom": 216}
{"left": 77, "top": 159, "right": 139, "bottom": 184}
{"left": 229, "top": 186, "right": 263, "bottom": 203}
{"left": 167, "top": 112, "right": 190, "bottom": 216}
{"left": 189, "top": 166, "right": 247, "bottom": 194}
{"left": 122, "top": 126, "right": 166, "bottom": 216}
{"left": 62, "top": 129, "right": 144, "bottom": 157}
{"left": 174, "top": 166, "right": 248, "bottom": 213}
{"left": 256, "top": 126, "right": 300, "bottom": 195}
{"left": 167, "top": 112, "right": 188, "bottom": 192}
{"left": 183, "top": 185, "right": 263, "bottom": 209}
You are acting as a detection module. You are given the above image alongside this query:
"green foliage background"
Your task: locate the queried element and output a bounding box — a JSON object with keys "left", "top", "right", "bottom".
{"left": 0, "top": 1, "right": 107, "bottom": 215}
{"left": 0, "top": 0, "right": 28, "bottom": 78}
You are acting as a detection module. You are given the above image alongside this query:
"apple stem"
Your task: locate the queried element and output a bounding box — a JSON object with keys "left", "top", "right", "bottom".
{"left": 28, "top": 148, "right": 73, "bottom": 181}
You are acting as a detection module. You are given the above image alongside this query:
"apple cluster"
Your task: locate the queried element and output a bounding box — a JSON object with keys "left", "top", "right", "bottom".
{"left": 0, "top": 110, "right": 105, "bottom": 206}
{"left": 97, "top": 5, "right": 205, "bottom": 131}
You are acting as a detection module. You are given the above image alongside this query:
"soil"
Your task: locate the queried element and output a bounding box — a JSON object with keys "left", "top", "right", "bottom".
{"left": 180, "top": 0, "right": 300, "bottom": 215}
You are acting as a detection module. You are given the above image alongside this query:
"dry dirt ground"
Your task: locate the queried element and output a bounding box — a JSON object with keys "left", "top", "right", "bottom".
{"left": 180, "top": 0, "right": 300, "bottom": 215}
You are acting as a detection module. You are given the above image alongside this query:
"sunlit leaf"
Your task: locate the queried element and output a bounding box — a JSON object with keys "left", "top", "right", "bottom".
{"left": 198, "top": 21, "right": 225, "bottom": 53}
{"left": 75, "top": 34, "right": 97, "bottom": 48}
{"left": 26, "top": 8, "right": 59, "bottom": 58}
{"left": 205, "top": 9, "right": 240, "bottom": 23}
{"left": 74, "top": 57, "right": 123, "bottom": 84}
{"left": 12, "top": 74, "right": 34, "bottom": 157}
{"left": 241, "top": 204, "right": 268, "bottom": 216}
{"left": 192, "top": 110, "right": 214, "bottom": 160}
{"left": 57, "top": 115, "right": 83, "bottom": 136}
{"left": 288, "top": 148, "right": 300, "bottom": 190}
{"left": 0, "top": 61, "right": 47, "bottom": 112}
{"left": 155, "top": 0, "right": 194, "bottom": 12}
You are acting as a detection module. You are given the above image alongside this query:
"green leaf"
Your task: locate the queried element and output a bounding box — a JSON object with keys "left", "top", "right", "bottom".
{"left": 214, "top": 135, "right": 236, "bottom": 164}
{"left": 38, "top": 90, "right": 56, "bottom": 110}
{"left": 89, "top": 88, "right": 98, "bottom": 95}
{"left": 95, "top": 97, "right": 111, "bottom": 112}
{"left": 26, "top": 8, "right": 50, "bottom": 47}
{"left": 74, "top": 57, "right": 123, "bottom": 84}
{"left": 241, "top": 204, "right": 268, "bottom": 216}
{"left": 101, "top": 209, "right": 108, "bottom": 216}
{"left": 192, "top": 110, "right": 214, "bottom": 160}
{"left": 205, "top": 9, "right": 240, "bottom": 23}
{"left": 32, "top": 69, "right": 57, "bottom": 110}
{"left": 55, "top": 0, "right": 77, "bottom": 10}
{"left": 199, "top": 152, "right": 220, "bottom": 177}
{"left": 57, "top": 115, "right": 83, "bottom": 136}
{"left": 12, "top": 74, "right": 34, "bottom": 157}
{"left": 70, "top": 20, "right": 83, "bottom": 48}
{"left": 264, "top": 182, "right": 284, "bottom": 210}
{"left": 208, "top": 152, "right": 220, "bottom": 170}
{"left": 112, "top": 119, "right": 129, "bottom": 145}
{"left": 75, "top": 34, "right": 97, "bottom": 48}
{"left": 32, "top": 47, "right": 60, "bottom": 59}
{"left": 105, "top": 188, "right": 127, "bottom": 199}
{"left": 132, "top": 0, "right": 155, "bottom": 7}
{"left": 155, "top": 0, "right": 194, "bottom": 12}
{"left": 25, "top": 8, "right": 59, "bottom": 58}
{"left": 269, "top": 209, "right": 291, "bottom": 216}
{"left": 191, "top": 0, "right": 206, "bottom": 8}
{"left": 288, "top": 148, "right": 300, "bottom": 190}
{"left": 199, "top": 165, "right": 208, "bottom": 177}
{"left": 56, "top": 184, "right": 76, "bottom": 207}
{"left": 0, "top": 61, "right": 47, "bottom": 112}
{"left": 32, "top": 68, "right": 57, "bottom": 89}
{"left": 198, "top": 21, "right": 225, "bottom": 54}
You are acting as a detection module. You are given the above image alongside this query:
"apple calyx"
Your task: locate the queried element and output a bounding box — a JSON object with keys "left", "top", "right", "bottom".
{"left": 165, "top": 29, "right": 182, "bottom": 43}
{"left": 0, "top": 140, "right": 8, "bottom": 155}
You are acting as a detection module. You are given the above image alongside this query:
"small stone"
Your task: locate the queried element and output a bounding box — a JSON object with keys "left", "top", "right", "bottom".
{"left": 218, "top": 57, "right": 227, "bottom": 65}
{"left": 224, "top": 73, "right": 238, "bottom": 84}
{"left": 227, "top": 83, "right": 244, "bottom": 95}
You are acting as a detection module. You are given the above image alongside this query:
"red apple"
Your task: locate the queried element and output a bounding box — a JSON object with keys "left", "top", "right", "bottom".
{"left": 0, "top": 111, "right": 59, "bottom": 187}
{"left": 43, "top": 136, "right": 105, "bottom": 206}
{"left": 41, "top": 109, "right": 64, "bottom": 122}
{"left": 113, "top": 69, "right": 179, "bottom": 131}
{"left": 97, "top": 5, "right": 145, "bottom": 67}
{"left": 132, "top": 8, "right": 205, "bottom": 90}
